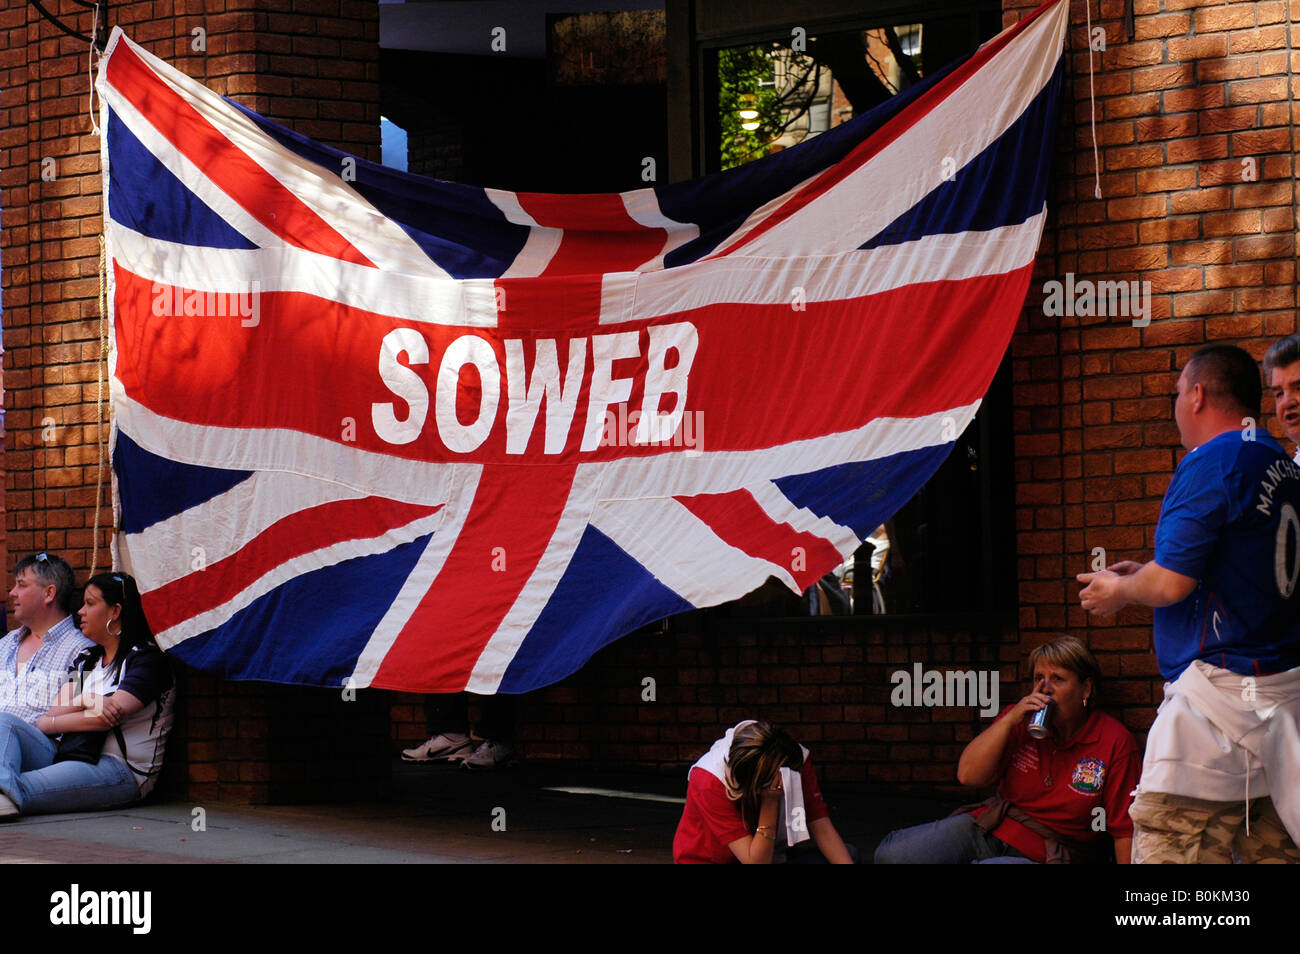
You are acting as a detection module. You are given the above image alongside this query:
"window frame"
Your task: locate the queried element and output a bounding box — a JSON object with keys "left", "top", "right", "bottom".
{"left": 687, "top": 0, "right": 1017, "bottom": 624}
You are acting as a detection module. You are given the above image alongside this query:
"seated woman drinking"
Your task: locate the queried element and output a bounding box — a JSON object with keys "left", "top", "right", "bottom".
{"left": 0, "top": 572, "right": 175, "bottom": 818}
{"left": 874, "top": 635, "right": 1140, "bottom": 864}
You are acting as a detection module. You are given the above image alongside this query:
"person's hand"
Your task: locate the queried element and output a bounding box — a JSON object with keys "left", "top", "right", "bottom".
{"left": 759, "top": 773, "right": 784, "bottom": 802}
{"left": 100, "top": 695, "right": 127, "bottom": 726}
{"left": 78, "top": 692, "right": 102, "bottom": 715}
{"left": 1008, "top": 690, "right": 1052, "bottom": 724}
{"left": 1107, "top": 561, "right": 1144, "bottom": 577}
{"left": 1076, "top": 568, "right": 1129, "bottom": 616}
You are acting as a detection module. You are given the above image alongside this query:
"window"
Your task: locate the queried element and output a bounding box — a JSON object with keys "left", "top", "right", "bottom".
{"left": 698, "top": 5, "right": 1014, "bottom": 618}
{"left": 706, "top": 15, "right": 994, "bottom": 173}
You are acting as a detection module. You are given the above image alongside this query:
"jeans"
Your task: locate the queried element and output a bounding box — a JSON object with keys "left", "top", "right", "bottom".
{"left": 0, "top": 713, "right": 139, "bottom": 816}
{"left": 873, "top": 813, "right": 1036, "bottom": 864}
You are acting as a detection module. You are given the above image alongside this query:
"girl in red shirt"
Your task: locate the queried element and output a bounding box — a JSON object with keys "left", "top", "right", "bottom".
{"left": 673, "top": 720, "right": 856, "bottom": 863}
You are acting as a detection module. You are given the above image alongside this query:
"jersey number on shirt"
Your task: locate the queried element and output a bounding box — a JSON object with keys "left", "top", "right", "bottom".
{"left": 1276, "top": 502, "right": 1300, "bottom": 599}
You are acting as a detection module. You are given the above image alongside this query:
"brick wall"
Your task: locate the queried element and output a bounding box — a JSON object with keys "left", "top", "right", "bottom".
{"left": 2, "top": 0, "right": 378, "bottom": 573}
{"left": 1, "top": 1, "right": 107, "bottom": 583}
{"left": 1003, "top": 0, "right": 1299, "bottom": 743}
{"left": 1, "top": 0, "right": 384, "bottom": 803}
{"left": 391, "top": 615, "right": 1018, "bottom": 789}
{"left": 406, "top": 123, "right": 465, "bottom": 181}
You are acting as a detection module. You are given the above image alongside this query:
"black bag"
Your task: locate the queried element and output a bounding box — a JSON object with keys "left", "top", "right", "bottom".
{"left": 52, "top": 730, "right": 109, "bottom": 764}
{"left": 51, "top": 645, "right": 111, "bottom": 765}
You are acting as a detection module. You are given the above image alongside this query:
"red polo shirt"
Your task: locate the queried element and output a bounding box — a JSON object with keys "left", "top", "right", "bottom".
{"left": 673, "top": 758, "right": 830, "bottom": 864}
{"left": 972, "top": 707, "right": 1140, "bottom": 863}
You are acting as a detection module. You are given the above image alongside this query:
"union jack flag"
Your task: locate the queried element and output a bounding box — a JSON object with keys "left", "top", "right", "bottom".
{"left": 100, "top": 0, "right": 1067, "bottom": 693}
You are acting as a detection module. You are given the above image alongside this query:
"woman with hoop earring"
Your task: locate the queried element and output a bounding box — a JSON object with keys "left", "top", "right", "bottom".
{"left": 0, "top": 572, "right": 175, "bottom": 818}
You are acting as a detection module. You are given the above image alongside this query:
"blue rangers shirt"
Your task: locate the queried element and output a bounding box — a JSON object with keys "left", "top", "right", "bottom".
{"left": 1153, "top": 430, "right": 1300, "bottom": 680}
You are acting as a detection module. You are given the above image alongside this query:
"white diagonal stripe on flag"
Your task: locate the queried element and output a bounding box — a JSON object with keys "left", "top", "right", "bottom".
{"left": 620, "top": 212, "right": 1045, "bottom": 322}
{"left": 590, "top": 495, "right": 798, "bottom": 602}
{"left": 594, "top": 404, "right": 980, "bottom": 502}
{"left": 349, "top": 465, "right": 483, "bottom": 687}
{"left": 150, "top": 508, "right": 447, "bottom": 651}
{"left": 122, "top": 471, "right": 368, "bottom": 589}
{"left": 113, "top": 390, "right": 455, "bottom": 504}
{"left": 485, "top": 188, "right": 564, "bottom": 279}
{"left": 103, "top": 33, "right": 452, "bottom": 279}
{"left": 620, "top": 187, "right": 700, "bottom": 272}
{"left": 108, "top": 224, "right": 501, "bottom": 327}
{"left": 724, "top": 1, "right": 1067, "bottom": 258}
{"left": 745, "top": 481, "right": 862, "bottom": 558}
{"left": 100, "top": 82, "right": 285, "bottom": 250}
{"left": 465, "top": 465, "right": 607, "bottom": 693}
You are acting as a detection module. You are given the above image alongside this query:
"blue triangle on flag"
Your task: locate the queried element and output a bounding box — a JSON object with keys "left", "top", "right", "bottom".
{"left": 775, "top": 444, "right": 955, "bottom": 538}
{"left": 169, "top": 532, "right": 433, "bottom": 686}
{"left": 229, "top": 101, "right": 531, "bottom": 279}
{"left": 498, "top": 526, "right": 695, "bottom": 693}
{"left": 107, "top": 109, "right": 258, "bottom": 250}
{"left": 114, "top": 430, "right": 253, "bottom": 533}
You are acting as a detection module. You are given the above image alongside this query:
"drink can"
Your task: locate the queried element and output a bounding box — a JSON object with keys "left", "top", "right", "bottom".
{"left": 1027, "top": 700, "right": 1053, "bottom": 739}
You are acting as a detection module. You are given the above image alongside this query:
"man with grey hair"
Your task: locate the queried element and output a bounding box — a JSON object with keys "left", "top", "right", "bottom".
{"left": 0, "top": 553, "right": 93, "bottom": 726}
{"left": 1264, "top": 334, "right": 1300, "bottom": 464}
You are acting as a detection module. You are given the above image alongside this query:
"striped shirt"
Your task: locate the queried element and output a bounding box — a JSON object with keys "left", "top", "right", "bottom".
{"left": 0, "top": 617, "right": 94, "bottom": 725}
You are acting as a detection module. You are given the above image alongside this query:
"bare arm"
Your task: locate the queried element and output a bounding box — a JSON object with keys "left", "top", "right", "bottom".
{"left": 809, "top": 816, "right": 854, "bottom": 864}
{"left": 1077, "top": 561, "right": 1197, "bottom": 616}
{"left": 1114, "top": 837, "right": 1132, "bottom": 865}
{"left": 727, "top": 785, "right": 783, "bottom": 864}
{"left": 35, "top": 690, "right": 143, "bottom": 735}
{"left": 38, "top": 679, "right": 96, "bottom": 729}
{"left": 956, "top": 692, "right": 1048, "bottom": 787}
{"left": 41, "top": 679, "right": 84, "bottom": 721}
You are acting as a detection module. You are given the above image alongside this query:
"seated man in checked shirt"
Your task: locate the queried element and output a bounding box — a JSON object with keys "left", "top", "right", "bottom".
{"left": 0, "top": 553, "right": 94, "bottom": 726}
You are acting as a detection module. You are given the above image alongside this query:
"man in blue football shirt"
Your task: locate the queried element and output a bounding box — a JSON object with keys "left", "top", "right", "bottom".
{"left": 1077, "top": 344, "right": 1300, "bottom": 863}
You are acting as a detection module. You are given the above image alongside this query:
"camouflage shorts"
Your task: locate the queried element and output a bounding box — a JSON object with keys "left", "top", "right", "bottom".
{"left": 1131, "top": 791, "right": 1300, "bottom": 864}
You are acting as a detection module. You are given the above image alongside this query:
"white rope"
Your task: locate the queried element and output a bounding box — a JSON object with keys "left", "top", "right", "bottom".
{"left": 86, "top": 4, "right": 100, "bottom": 135}
{"left": 1084, "top": 0, "right": 1101, "bottom": 199}
{"left": 91, "top": 233, "right": 109, "bottom": 575}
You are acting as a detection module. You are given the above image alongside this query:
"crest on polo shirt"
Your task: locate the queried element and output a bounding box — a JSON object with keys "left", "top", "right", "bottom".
{"left": 1070, "top": 757, "right": 1105, "bottom": 794}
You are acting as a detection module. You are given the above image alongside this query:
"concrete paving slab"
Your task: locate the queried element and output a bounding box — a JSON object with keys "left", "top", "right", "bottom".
{"left": 0, "top": 759, "right": 958, "bottom": 863}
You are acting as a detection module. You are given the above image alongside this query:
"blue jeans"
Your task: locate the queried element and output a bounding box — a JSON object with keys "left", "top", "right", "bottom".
{"left": 873, "top": 813, "right": 1036, "bottom": 864}
{"left": 0, "top": 713, "right": 139, "bottom": 816}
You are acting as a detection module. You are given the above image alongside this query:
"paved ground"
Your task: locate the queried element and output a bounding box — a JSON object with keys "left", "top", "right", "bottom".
{"left": 0, "top": 760, "right": 957, "bottom": 863}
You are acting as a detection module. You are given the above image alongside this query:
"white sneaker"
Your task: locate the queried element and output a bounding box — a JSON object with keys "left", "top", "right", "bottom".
{"left": 462, "top": 740, "right": 515, "bottom": 771}
{"left": 401, "top": 732, "right": 474, "bottom": 762}
{"left": 0, "top": 792, "right": 18, "bottom": 818}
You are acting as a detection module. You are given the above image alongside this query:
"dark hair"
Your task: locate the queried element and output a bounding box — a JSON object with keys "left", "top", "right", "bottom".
{"left": 1185, "top": 344, "right": 1262, "bottom": 417}
{"left": 1028, "top": 635, "right": 1103, "bottom": 704}
{"left": 14, "top": 552, "right": 77, "bottom": 615}
{"left": 725, "top": 721, "right": 804, "bottom": 830}
{"left": 84, "top": 572, "right": 155, "bottom": 651}
{"left": 1263, "top": 335, "right": 1300, "bottom": 379}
